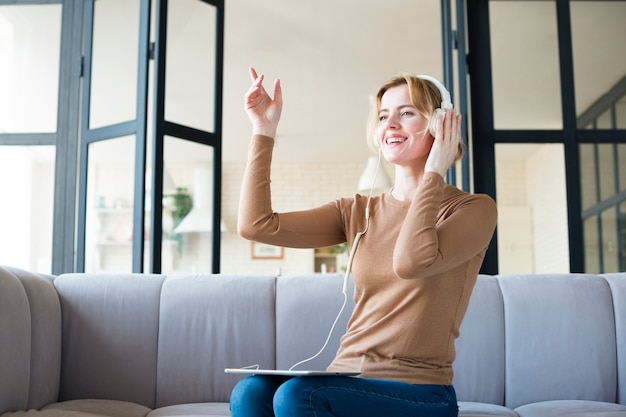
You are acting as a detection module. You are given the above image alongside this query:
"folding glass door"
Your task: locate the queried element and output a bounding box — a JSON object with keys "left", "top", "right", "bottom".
{"left": 76, "top": 0, "right": 150, "bottom": 273}
{"left": 77, "top": 0, "right": 224, "bottom": 273}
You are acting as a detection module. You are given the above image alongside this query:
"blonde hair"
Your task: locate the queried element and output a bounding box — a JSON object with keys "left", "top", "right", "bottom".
{"left": 367, "top": 73, "right": 464, "bottom": 161}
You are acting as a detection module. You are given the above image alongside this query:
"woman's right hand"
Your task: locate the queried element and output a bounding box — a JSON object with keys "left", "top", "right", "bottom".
{"left": 245, "top": 67, "right": 283, "bottom": 138}
{"left": 424, "top": 109, "right": 461, "bottom": 177}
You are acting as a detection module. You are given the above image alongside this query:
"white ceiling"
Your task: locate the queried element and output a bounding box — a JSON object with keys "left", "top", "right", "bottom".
{"left": 220, "top": 0, "right": 445, "bottom": 163}
{"left": 218, "top": 0, "right": 626, "bottom": 164}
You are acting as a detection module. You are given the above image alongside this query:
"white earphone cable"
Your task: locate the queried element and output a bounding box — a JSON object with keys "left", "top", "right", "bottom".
{"left": 289, "top": 150, "right": 384, "bottom": 371}
{"left": 288, "top": 291, "right": 348, "bottom": 370}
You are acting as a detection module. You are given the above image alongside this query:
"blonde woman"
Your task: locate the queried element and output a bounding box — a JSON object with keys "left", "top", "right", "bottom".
{"left": 231, "top": 67, "right": 497, "bottom": 417}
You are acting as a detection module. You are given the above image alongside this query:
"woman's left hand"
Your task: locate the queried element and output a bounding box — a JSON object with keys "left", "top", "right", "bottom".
{"left": 424, "top": 109, "right": 462, "bottom": 177}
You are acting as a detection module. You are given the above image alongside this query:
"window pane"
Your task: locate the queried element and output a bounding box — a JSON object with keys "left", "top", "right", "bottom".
{"left": 162, "top": 137, "right": 215, "bottom": 273}
{"left": 618, "top": 95, "right": 626, "bottom": 129}
{"left": 89, "top": 0, "right": 140, "bottom": 129}
{"left": 601, "top": 208, "right": 618, "bottom": 273}
{"left": 496, "top": 144, "right": 569, "bottom": 273}
{"left": 0, "top": 146, "right": 55, "bottom": 272}
{"left": 85, "top": 136, "right": 136, "bottom": 273}
{"left": 579, "top": 144, "right": 597, "bottom": 211}
{"left": 619, "top": 144, "right": 626, "bottom": 192}
{"left": 621, "top": 202, "right": 626, "bottom": 271}
{"left": 572, "top": 1, "right": 626, "bottom": 129}
{"left": 489, "top": 1, "right": 562, "bottom": 129}
{"left": 583, "top": 215, "right": 600, "bottom": 274}
{"left": 0, "top": 5, "right": 61, "bottom": 133}
{"left": 598, "top": 144, "right": 616, "bottom": 202}
{"left": 165, "top": 0, "right": 216, "bottom": 132}
{"left": 596, "top": 108, "right": 612, "bottom": 129}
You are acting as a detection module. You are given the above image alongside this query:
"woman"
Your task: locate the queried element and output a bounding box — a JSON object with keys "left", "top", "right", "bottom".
{"left": 231, "top": 67, "right": 497, "bottom": 417}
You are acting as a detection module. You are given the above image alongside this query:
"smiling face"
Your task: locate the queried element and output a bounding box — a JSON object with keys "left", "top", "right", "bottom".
{"left": 375, "top": 84, "right": 434, "bottom": 166}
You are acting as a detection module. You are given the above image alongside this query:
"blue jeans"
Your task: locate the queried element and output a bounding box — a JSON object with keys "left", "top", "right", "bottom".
{"left": 229, "top": 375, "right": 458, "bottom": 417}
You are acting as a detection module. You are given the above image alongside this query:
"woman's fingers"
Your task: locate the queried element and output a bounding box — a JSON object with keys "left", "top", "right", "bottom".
{"left": 272, "top": 77, "right": 282, "bottom": 105}
{"left": 439, "top": 109, "right": 460, "bottom": 143}
{"left": 428, "top": 109, "right": 461, "bottom": 175}
{"left": 247, "top": 67, "right": 265, "bottom": 98}
{"left": 249, "top": 66, "right": 259, "bottom": 82}
{"left": 245, "top": 71, "right": 268, "bottom": 107}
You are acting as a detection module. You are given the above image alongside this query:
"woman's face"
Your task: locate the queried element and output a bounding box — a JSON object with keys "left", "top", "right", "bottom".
{"left": 375, "top": 84, "right": 433, "bottom": 167}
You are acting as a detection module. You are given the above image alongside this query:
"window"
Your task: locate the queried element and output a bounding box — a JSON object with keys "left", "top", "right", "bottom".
{"left": 0, "top": 3, "right": 62, "bottom": 273}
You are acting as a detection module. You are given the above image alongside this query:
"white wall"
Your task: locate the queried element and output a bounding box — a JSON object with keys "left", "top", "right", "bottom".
{"left": 220, "top": 159, "right": 388, "bottom": 275}
{"left": 497, "top": 144, "right": 569, "bottom": 274}
{"left": 526, "top": 144, "right": 570, "bottom": 272}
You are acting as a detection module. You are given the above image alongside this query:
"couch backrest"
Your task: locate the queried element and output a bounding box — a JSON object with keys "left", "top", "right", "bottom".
{"left": 154, "top": 274, "right": 276, "bottom": 407}
{"left": 602, "top": 273, "right": 626, "bottom": 405}
{"left": 274, "top": 273, "right": 625, "bottom": 409}
{"left": 453, "top": 275, "right": 506, "bottom": 405}
{"left": 0, "top": 266, "right": 61, "bottom": 414}
{"left": 3, "top": 267, "right": 624, "bottom": 412}
{"left": 499, "top": 273, "right": 618, "bottom": 409}
{"left": 37, "top": 272, "right": 279, "bottom": 408}
{"left": 54, "top": 273, "right": 165, "bottom": 407}
{"left": 275, "top": 274, "right": 354, "bottom": 371}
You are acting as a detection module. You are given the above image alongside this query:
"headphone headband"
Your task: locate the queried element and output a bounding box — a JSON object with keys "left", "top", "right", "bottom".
{"left": 416, "top": 75, "right": 453, "bottom": 109}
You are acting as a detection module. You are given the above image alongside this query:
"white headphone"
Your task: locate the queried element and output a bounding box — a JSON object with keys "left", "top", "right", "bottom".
{"left": 373, "top": 75, "right": 453, "bottom": 148}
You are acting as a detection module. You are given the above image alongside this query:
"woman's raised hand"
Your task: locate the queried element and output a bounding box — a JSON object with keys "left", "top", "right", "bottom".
{"left": 245, "top": 67, "right": 283, "bottom": 138}
{"left": 424, "top": 109, "right": 462, "bottom": 178}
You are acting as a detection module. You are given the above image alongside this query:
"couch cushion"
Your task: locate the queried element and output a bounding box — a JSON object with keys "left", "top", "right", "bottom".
{"left": 514, "top": 399, "right": 626, "bottom": 417}
{"left": 602, "top": 273, "right": 626, "bottom": 406}
{"left": 6, "top": 267, "right": 61, "bottom": 411}
{"left": 54, "top": 273, "right": 165, "bottom": 408}
{"left": 499, "top": 274, "right": 617, "bottom": 409}
{"left": 454, "top": 275, "right": 506, "bottom": 405}
{"left": 155, "top": 274, "right": 276, "bottom": 407}
{"left": 146, "top": 402, "right": 230, "bottom": 416}
{"left": 0, "top": 266, "right": 32, "bottom": 413}
{"left": 275, "top": 274, "right": 354, "bottom": 371}
{"left": 42, "top": 399, "right": 150, "bottom": 417}
{"left": 458, "top": 401, "right": 519, "bottom": 416}
{"left": 0, "top": 399, "right": 150, "bottom": 417}
{"left": 1, "top": 410, "right": 106, "bottom": 417}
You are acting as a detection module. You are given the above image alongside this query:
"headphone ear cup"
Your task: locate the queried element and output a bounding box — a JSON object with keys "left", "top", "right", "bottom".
{"left": 428, "top": 108, "right": 445, "bottom": 137}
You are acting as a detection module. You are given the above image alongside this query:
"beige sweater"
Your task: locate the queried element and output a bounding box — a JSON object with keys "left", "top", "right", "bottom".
{"left": 238, "top": 135, "right": 497, "bottom": 385}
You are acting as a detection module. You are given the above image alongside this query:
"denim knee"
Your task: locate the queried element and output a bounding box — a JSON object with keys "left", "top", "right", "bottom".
{"left": 230, "top": 376, "right": 289, "bottom": 417}
{"left": 273, "top": 378, "right": 310, "bottom": 415}
{"left": 273, "top": 377, "right": 333, "bottom": 417}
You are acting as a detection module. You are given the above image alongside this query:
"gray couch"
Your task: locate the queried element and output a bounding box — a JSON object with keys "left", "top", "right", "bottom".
{"left": 1, "top": 264, "right": 625, "bottom": 417}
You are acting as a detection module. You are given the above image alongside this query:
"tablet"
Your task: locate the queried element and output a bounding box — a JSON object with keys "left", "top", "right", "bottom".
{"left": 225, "top": 368, "right": 360, "bottom": 377}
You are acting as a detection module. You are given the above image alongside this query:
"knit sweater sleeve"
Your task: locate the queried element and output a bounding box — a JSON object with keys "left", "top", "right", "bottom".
{"left": 237, "top": 135, "right": 346, "bottom": 248}
{"left": 392, "top": 172, "right": 497, "bottom": 279}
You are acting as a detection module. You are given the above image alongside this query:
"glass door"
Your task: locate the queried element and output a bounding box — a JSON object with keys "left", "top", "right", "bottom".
{"left": 2, "top": 0, "right": 224, "bottom": 275}
{"left": 73, "top": 0, "right": 224, "bottom": 274}
{"left": 76, "top": 0, "right": 150, "bottom": 273}
{"left": 467, "top": 0, "right": 626, "bottom": 273}
{"left": 573, "top": 1, "right": 626, "bottom": 273}
{"left": 488, "top": 1, "right": 570, "bottom": 273}
{"left": 149, "top": 0, "right": 224, "bottom": 274}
